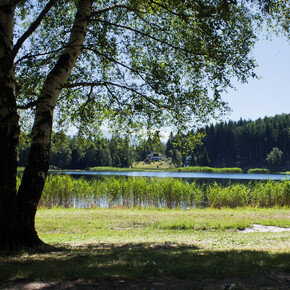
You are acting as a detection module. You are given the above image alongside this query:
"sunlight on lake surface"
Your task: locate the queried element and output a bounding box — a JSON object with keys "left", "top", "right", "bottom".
{"left": 58, "top": 171, "right": 288, "bottom": 180}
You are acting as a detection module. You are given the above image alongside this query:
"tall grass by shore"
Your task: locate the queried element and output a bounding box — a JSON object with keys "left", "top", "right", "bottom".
{"left": 247, "top": 168, "right": 271, "bottom": 174}
{"left": 89, "top": 167, "right": 144, "bottom": 172}
{"left": 16, "top": 175, "right": 289, "bottom": 209}
{"left": 174, "top": 166, "right": 243, "bottom": 173}
{"left": 89, "top": 166, "right": 244, "bottom": 173}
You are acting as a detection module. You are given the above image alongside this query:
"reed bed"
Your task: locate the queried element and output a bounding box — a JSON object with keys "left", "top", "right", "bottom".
{"left": 175, "top": 166, "right": 243, "bottom": 173}
{"left": 89, "top": 167, "right": 144, "bottom": 172}
{"left": 16, "top": 175, "right": 289, "bottom": 209}
{"left": 247, "top": 168, "right": 271, "bottom": 174}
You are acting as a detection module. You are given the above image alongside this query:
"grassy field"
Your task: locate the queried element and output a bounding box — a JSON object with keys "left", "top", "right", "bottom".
{"left": 1, "top": 208, "right": 289, "bottom": 288}
{"left": 133, "top": 160, "right": 172, "bottom": 170}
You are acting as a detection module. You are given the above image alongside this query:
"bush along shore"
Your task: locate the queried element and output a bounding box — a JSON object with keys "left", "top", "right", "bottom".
{"left": 173, "top": 166, "right": 243, "bottom": 173}
{"left": 16, "top": 175, "right": 290, "bottom": 209}
{"left": 247, "top": 168, "right": 271, "bottom": 174}
{"left": 88, "top": 166, "right": 283, "bottom": 174}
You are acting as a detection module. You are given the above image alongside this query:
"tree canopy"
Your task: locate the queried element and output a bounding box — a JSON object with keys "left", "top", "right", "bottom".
{"left": 0, "top": 0, "right": 289, "bottom": 250}
{"left": 15, "top": 0, "right": 289, "bottom": 134}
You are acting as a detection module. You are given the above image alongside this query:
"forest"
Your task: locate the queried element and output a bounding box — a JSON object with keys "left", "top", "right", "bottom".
{"left": 181, "top": 113, "right": 290, "bottom": 170}
{"left": 18, "top": 113, "right": 290, "bottom": 171}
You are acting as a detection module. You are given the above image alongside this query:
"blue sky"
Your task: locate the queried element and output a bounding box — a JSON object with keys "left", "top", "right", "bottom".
{"left": 222, "top": 35, "right": 290, "bottom": 121}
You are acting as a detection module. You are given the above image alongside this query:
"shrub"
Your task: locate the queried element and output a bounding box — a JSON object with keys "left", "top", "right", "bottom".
{"left": 247, "top": 168, "right": 270, "bottom": 174}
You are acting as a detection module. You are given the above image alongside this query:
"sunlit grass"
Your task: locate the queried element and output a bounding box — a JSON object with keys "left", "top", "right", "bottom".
{"left": 1, "top": 208, "right": 289, "bottom": 283}
{"left": 133, "top": 160, "right": 172, "bottom": 170}
{"left": 35, "top": 208, "right": 290, "bottom": 244}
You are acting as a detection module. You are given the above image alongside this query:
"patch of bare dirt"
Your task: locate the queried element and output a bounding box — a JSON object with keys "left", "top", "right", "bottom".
{"left": 1, "top": 273, "right": 290, "bottom": 289}
{"left": 242, "top": 224, "right": 290, "bottom": 233}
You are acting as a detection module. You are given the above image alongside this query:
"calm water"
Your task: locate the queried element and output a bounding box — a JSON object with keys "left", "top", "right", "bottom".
{"left": 58, "top": 170, "right": 288, "bottom": 180}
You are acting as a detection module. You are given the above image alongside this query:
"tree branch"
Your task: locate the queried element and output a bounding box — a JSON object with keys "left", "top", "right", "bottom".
{"left": 11, "top": 0, "right": 58, "bottom": 61}
{"left": 83, "top": 46, "right": 144, "bottom": 77}
{"left": 104, "top": 84, "right": 123, "bottom": 108}
{"left": 15, "top": 46, "right": 66, "bottom": 65}
{"left": 63, "top": 81, "right": 169, "bottom": 110}
{"left": 64, "top": 81, "right": 146, "bottom": 99}
{"left": 149, "top": 0, "right": 214, "bottom": 19}
{"left": 63, "top": 82, "right": 105, "bottom": 88}
{"left": 149, "top": 0, "right": 183, "bottom": 17}
{"left": 17, "top": 100, "right": 38, "bottom": 110}
{"left": 82, "top": 44, "right": 166, "bottom": 93}
{"left": 94, "top": 19, "right": 204, "bottom": 57}
{"left": 91, "top": 4, "right": 147, "bottom": 16}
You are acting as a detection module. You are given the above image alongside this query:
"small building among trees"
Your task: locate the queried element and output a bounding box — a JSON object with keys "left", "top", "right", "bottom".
{"left": 146, "top": 153, "right": 167, "bottom": 162}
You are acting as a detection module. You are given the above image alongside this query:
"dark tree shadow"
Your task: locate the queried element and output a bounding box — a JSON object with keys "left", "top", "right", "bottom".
{"left": 1, "top": 242, "right": 289, "bottom": 289}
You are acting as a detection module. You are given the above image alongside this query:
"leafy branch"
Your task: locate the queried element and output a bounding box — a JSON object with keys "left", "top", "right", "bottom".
{"left": 63, "top": 81, "right": 169, "bottom": 110}
{"left": 11, "top": 0, "right": 58, "bottom": 61}
{"left": 94, "top": 19, "right": 205, "bottom": 57}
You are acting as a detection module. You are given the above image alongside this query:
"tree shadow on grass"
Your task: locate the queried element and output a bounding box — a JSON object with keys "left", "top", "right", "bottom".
{"left": 0, "top": 242, "right": 289, "bottom": 288}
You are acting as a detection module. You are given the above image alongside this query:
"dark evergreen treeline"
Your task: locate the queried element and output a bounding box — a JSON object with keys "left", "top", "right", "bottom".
{"left": 18, "top": 131, "right": 167, "bottom": 169}
{"left": 18, "top": 114, "right": 290, "bottom": 170}
{"left": 19, "top": 134, "right": 135, "bottom": 169}
{"left": 181, "top": 114, "right": 290, "bottom": 170}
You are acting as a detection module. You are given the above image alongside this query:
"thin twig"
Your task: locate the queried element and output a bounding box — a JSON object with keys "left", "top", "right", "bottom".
{"left": 11, "top": 0, "right": 58, "bottom": 60}
{"left": 17, "top": 100, "right": 38, "bottom": 110}
{"left": 94, "top": 19, "right": 204, "bottom": 57}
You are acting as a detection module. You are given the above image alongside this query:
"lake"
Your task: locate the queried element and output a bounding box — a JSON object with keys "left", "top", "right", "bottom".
{"left": 57, "top": 170, "right": 288, "bottom": 181}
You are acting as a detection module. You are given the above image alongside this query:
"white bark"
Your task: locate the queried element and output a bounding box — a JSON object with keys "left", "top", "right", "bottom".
{"left": 32, "top": 0, "right": 93, "bottom": 146}
{"left": 16, "top": 0, "right": 94, "bottom": 246}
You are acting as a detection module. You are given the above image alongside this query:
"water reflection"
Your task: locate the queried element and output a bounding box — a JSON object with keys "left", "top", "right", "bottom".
{"left": 56, "top": 170, "right": 288, "bottom": 180}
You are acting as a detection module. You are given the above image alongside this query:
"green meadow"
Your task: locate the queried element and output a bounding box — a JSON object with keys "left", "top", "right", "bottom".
{"left": 0, "top": 208, "right": 289, "bottom": 288}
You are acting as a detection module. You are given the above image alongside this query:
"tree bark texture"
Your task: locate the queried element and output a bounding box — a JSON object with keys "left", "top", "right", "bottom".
{"left": 16, "top": 0, "right": 93, "bottom": 247}
{"left": 0, "top": 1, "right": 20, "bottom": 250}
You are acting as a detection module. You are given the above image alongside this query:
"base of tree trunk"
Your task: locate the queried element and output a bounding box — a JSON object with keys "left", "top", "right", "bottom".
{"left": 0, "top": 224, "right": 46, "bottom": 252}
{"left": 0, "top": 236, "right": 48, "bottom": 253}
{"left": 17, "top": 226, "right": 45, "bottom": 249}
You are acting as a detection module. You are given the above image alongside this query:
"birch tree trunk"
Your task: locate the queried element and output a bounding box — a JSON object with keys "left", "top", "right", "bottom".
{"left": 15, "top": 0, "right": 93, "bottom": 248}
{"left": 0, "top": 1, "right": 20, "bottom": 250}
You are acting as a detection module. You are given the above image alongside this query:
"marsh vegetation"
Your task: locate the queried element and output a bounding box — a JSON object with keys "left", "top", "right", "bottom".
{"left": 20, "top": 175, "right": 289, "bottom": 209}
